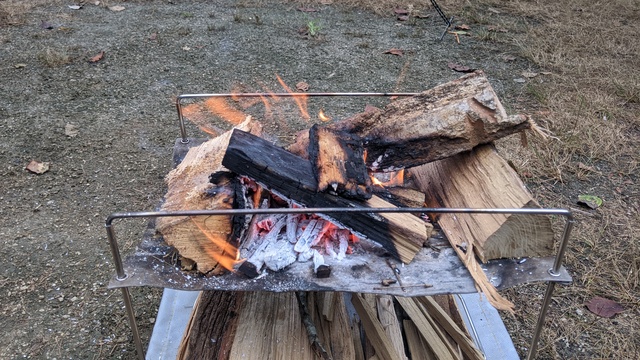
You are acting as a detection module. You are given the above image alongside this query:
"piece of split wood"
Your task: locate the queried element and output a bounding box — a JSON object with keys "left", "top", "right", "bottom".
{"left": 351, "top": 293, "right": 402, "bottom": 360}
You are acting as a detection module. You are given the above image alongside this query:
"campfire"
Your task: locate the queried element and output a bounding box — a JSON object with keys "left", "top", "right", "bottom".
{"left": 155, "top": 71, "right": 555, "bottom": 308}
{"left": 106, "top": 71, "right": 576, "bottom": 360}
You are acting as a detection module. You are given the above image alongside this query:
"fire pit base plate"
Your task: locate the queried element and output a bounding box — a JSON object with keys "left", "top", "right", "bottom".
{"left": 108, "top": 219, "right": 571, "bottom": 296}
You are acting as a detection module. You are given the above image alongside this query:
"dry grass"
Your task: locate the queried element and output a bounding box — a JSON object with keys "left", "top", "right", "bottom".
{"left": 0, "top": 0, "right": 64, "bottom": 26}
{"left": 37, "top": 47, "right": 71, "bottom": 67}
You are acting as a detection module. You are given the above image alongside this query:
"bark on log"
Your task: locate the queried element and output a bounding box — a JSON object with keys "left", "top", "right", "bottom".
{"left": 408, "top": 144, "right": 554, "bottom": 312}
{"left": 177, "top": 291, "right": 243, "bottom": 359}
{"left": 222, "top": 129, "right": 432, "bottom": 264}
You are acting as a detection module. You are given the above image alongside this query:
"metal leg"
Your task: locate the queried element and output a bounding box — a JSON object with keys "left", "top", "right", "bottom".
{"left": 526, "top": 282, "right": 556, "bottom": 359}
{"left": 526, "top": 215, "right": 574, "bottom": 359}
{"left": 121, "top": 287, "right": 145, "bottom": 360}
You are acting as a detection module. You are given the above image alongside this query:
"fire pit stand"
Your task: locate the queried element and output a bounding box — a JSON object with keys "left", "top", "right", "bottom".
{"left": 105, "top": 92, "right": 575, "bottom": 360}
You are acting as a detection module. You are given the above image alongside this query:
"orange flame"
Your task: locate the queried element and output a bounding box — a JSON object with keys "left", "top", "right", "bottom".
{"left": 371, "top": 169, "right": 405, "bottom": 187}
{"left": 276, "top": 74, "right": 310, "bottom": 120}
{"left": 202, "top": 98, "right": 246, "bottom": 125}
{"left": 191, "top": 217, "right": 242, "bottom": 271}
{"left": 180, "top": 103, "right": 220, "bottom": 136}
{"left": 318, "top": 109, "right": 331, "bottom": 122}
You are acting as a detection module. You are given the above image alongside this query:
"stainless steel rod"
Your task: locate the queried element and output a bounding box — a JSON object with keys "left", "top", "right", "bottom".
{"left": 526, "top": 213, "right": 575, "bottom": 359}
{"left": 526, "top": 282, "right": 557, "bottom": 360}
{"left": 107, "top": 207, "right": 572, "bottom": 223}
{"left": 121, "top": 287, "right": 145, "bottom": 360}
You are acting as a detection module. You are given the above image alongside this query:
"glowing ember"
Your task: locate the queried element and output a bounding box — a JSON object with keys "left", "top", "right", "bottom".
{"left": 371, "top": 169, "right": 405, "bottom": 188}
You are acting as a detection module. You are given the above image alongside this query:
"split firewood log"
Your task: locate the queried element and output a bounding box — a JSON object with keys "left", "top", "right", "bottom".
{"left": 291, "top": 71, "right": 531, "bottom": 172}
{"left": 408, "top": 144, "right": 555, "bottom": 312}
{"left": 156, "top": 118, "right": 262, "bottom": 275}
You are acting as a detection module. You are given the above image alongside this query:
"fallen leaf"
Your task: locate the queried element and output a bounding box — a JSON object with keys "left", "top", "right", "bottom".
{"left": 89, "top": 51, "right": 104, "bottom": 63}
{"left": 577, "top": 194, "right": 603, "bottom": 209}
{"left": 540, "top": 71, "right": 552, "bottom": 75}
{"left": 149, "top": 32, "right": 157, "bottom": 41}
{"left": 585, "top": 297, "right": 624, "bottom": 318}
{"left": 455, "top": 24, "right": 470, "bottom": 30}
{"left": 447, "top": 62, "right": 476, "bottom": 73}
{"left": 522, "top": 71, "right": 538, "bottom": 78}
{"left": 394, "top": 8, "right": 409, "bottom": 15}
{"left": 297, "top": 7, "right": 318, "bottom": 12}
{"left": 296, "top": 81, "right": 309, "bottom": 92}
{"left": 65, "top": 123, "right": 79, "bottom": 137}
{"left": 14, "top": 63, "right": 27, "bottom": 69}
{"left": 182, "top": 46, "right": 191, "bottom": 51}
{"left": 502, "top": 55, "right": 516, "bottom": 62}
{"left": 109, "top": 5, "right": 125, "bottom": 12}
{"left": 384, "top": 48, "right": 404, "bottom": 56}
{"left": 26, "top": 160, "right": 50, "bottom": 175}
{"left": 68, "top": 5, "right": 82, "bottom": 10}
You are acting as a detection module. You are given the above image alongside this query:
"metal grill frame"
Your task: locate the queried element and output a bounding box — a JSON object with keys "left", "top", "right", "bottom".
{"left": 105, "top": 92, "right": 575, "bottom": 360}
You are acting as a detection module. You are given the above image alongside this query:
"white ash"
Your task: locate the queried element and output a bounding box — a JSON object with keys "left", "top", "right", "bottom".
{"left": 312, "top": 250, "right": 325, "bottom": 273}
{"left": 263, "top": 235, "right": 297, "bottom": 271}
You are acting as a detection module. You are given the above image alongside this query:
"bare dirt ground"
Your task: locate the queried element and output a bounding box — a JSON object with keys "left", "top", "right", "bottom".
{"left": 0, "top": 0, "right": 637, "bottom": 359}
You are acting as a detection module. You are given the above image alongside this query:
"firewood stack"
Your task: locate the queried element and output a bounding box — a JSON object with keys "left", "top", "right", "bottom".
{"left": 156, "top": 71, "right": 555, "bottom": 359}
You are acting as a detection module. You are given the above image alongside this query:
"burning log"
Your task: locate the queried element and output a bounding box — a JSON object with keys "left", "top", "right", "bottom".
{"left": 156, "top": 118, "right": 261, "bottom": 274}
{"left": 408, "top": 144, "right": 554, "bottom": 311}
{"left": 222, "top": 129, "right": 432, "bottom": 264}
{"left": 292, "top": 71, "right": 530, "bottom": 172}
{"left": 308, "top": 124, "right": 372, "bottom": 200}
